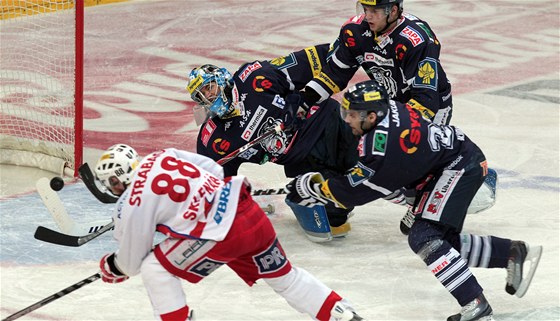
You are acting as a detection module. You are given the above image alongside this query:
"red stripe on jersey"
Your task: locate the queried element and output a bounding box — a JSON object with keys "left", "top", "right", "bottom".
{"left": 190, "top": 221, "right": 206, "bottom": 238}
{"left": 315, "top": 291, "right": 343, "bottom": 321}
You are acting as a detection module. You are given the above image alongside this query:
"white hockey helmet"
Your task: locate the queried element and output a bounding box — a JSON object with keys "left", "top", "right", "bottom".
{"left": 95, "top": 144, "right": 139, "bottom": 189}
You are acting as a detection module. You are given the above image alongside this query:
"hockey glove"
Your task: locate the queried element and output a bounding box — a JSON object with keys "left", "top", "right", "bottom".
{"left": 286, "top": 172, "right": 328, "bottom": 208}
{"left": 283, "top": 93, "right": 308, "bottom": 132}
{"left": 100, "top": 253, "right": 129, "bottom": 284}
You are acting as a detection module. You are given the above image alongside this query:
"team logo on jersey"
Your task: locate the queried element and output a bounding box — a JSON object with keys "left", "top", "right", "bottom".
{"left": 212, "top": 138, "right": 230, "bottom": 155}
{"left": 242, "top": 105, "right": 267, "bottom": 141}
{"left": 347, "top": 162, "right": 375, "bottom": 187}
{"left": 260, "top": 118, "right": 289, "bottom": 155}
{"left": 400, "top": 26, "right": 424, "bottom": 47}
{"left": 252, "top": 75, "right": 273, "bottom": 92}
{"left": 399, "top": 104, "right": 422, "bottom": 154}
{"left": 253, "top": 238, "right": 288, "bottom": 275}
{"left": 238, "top": 61, "right": 262, "bottom": 82}
{"left": 270, "top": 52, "right": 297, "bottom": 69}
{"left": 363, "top": 52, "right": 394, "bottom": 67}
{"left": 372, "top": 130, "right": 388, "bottom": 156}
{"left": 366, "top": 66, "right": 397, "bottom": 98}
{"left": 189, "top": 258, "right": 225, "bottom": 277}
{"left": 414, "top": 58, "right": 438, "bottom": 91}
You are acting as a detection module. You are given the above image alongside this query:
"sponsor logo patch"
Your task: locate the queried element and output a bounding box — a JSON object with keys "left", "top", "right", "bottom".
{"left": 201, "top": 119, "right": 216, "bottom": 147}
{"left": 253, "top": 238, "right": 288, "bottom": 275}
{"left": 400, "top": 26, "right": 424, "bottom": 47}
{"left": 238, "top": 62, "right": 262, "bottom": 82}
{"left": 242, "top": 105, "right": 267, "bottom": 141}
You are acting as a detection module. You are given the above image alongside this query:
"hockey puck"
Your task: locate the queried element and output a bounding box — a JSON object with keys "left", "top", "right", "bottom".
{"left": 50, "top": 176, "right": 64, "bottom": 191}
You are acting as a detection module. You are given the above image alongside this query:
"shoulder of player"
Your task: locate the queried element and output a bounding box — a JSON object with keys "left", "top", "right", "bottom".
{"left": 394, "top": 14, "right": 438, "bottom": 48}
{"left": 234, "top": 60, "right": 284, "bottom": 83}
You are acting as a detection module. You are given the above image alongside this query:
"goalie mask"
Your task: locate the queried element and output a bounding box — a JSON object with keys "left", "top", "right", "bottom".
{"left": 187, "top": 64, "right": 234, "bottom": 123}
{"left": 95, "top": 144, "right": 139, "bottom": 190}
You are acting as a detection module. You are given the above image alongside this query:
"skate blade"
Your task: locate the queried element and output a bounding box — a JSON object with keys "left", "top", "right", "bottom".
{"left": 515, "top": 245, "right": 543, "bottom": 298}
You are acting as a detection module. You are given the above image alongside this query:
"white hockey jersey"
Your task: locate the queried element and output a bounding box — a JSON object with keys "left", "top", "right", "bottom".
{"left": 112, "top": 148, "right": 248, "bottom": 276}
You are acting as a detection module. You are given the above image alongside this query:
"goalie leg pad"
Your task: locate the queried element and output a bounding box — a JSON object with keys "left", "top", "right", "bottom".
{"left": 467, "top": 167, "right": 498, "bottom": 214}
{"left": 286, "top": 199, "right": 332, "bottom": 243}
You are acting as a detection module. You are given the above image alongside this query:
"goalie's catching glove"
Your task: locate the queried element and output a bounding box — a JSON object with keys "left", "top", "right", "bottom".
{"left": 286, "top": 172, "right": 328, "bottom": 208}
{"left": 100, "top": 253, "right": 129, "bottom": 284}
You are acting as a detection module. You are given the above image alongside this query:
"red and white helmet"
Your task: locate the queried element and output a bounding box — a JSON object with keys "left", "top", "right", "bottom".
{"left": 95, "top": 144, "right": 139, "bottom": 189}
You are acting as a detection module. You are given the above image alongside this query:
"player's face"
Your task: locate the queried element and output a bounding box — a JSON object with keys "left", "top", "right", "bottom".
{"left": 362, "top": 5, "right": 394, "bottom": 33}
{"left": 342, "top": 109, "right": 366, "bottom": 136}
{"left": 199, "top": 82, "right": 219, "bottom": 106}
{"left": 108, "top": 176, "right": 125, "bottom": 196}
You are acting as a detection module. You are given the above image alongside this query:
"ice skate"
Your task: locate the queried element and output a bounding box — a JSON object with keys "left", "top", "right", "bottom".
{"left": 399, "top": 206, "right": 415, "bottom": 235}
{"left": 447, "top": 293, "right": 493, "bottom": 321}
{"left": 506, "top": 241, "right": 543, "bottom": 298}
{"left": 330, "top": 301, "right": 364, "bottom": 321}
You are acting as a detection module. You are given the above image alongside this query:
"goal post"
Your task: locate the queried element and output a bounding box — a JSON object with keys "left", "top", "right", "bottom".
{"left": 0, "top": 0, "right": 84, "bottom": 177}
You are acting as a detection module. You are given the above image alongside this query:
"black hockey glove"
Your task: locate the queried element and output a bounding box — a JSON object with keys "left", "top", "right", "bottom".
{"left": 283, "top": 93, "right": 307, "bottom": 132}
{"left": 285, "top": 172, "right": 328, "bottom": 208}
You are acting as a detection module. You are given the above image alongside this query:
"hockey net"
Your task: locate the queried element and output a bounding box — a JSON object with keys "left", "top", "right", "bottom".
{"left": 0, "top": 0, "right": 83, "bottom": 177}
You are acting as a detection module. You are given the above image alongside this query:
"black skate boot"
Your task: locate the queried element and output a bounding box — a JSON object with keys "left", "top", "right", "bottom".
{"left": 399, "top": 206, "right": 416, "bottom": 235}
{"left": 506, "top": 241, "right": 543, "bottom": 297}
{"left": 447, "top": 293, "right": 493, "bottom": 321}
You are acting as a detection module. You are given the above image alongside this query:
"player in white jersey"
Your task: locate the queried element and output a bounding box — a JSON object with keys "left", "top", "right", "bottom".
{"left": 93, "top": 144, "right": 364, "bottom": 321}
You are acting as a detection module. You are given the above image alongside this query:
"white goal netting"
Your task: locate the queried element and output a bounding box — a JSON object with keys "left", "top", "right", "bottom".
{"left": 1, "top": 0, "right": 82, "bottom": 176}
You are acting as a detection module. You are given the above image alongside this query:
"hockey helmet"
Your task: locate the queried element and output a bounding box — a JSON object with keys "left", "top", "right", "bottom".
{"left": 95, "top": 144, "right": 139, "bottom": 190}
{"left": 358, "top": 0, "right": 403, "bottom": 8}
{"left": 356, "top": 0, "right": 403, "bottom": 15}
{"left": 187, "top": 64, "right": 233, "bottom": 119}
{"left": 341, "top": 80, "right": 390, "bottom": 121}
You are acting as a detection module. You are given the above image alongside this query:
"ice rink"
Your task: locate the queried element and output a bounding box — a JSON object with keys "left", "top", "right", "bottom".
{"left": 1, "top": 0, "right": 559, "bottom": 320}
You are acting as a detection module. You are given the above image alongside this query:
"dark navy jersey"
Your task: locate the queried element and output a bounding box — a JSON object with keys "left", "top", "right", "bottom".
{"left": 307, "top": 13, "right": 452, "bottom": 116}
{"left": 323, "top": 101, "right": 481, "bottom": 208}
{"left": 196, "top": 45, "right": 343, "bottom": 177}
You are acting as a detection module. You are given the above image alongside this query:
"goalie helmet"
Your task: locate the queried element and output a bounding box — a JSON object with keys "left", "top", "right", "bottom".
{"left": 95, "top": 144, "right": 139, "bottom": 189}
{"left": 341, "top": 79, "right": 390, "bottom": 121}
{"left": 186, "top": 64, "right": 233, "bottom": 119}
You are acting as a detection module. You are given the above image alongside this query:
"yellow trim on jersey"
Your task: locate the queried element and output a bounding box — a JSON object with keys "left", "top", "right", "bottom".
{"left": 407, "top": 99, "right": 435, "bottom": 120}
{"left": 304, "top": 46, "right": 322, "bottom": 77}
{"left": 319, "top": 180, "right": 347, "bottom": 209}
{"left": 316, "top": 72, "right": 341, "bottom": 94}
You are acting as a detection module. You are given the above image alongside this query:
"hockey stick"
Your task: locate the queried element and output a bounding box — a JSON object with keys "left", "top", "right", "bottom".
{"left": 1, "top": 273, "right": 100, "bottom": 321}
{"left": 217, "top": 123, "right": 285, "bottom": 165}
{"left": 78, "top": 163, "right": 120, "bottom": 204}
{"left": 34, "top": 221, "right": 115, "bottom": 247}
{"left": 252, "top": 187, "right": 288, "bottom": 196}
{"left": 36, "top": 177, "right": 113, "bottom": 235}
{"left": 33, "top": 202, "right": 275, "bottom": 247}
